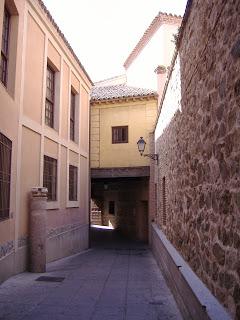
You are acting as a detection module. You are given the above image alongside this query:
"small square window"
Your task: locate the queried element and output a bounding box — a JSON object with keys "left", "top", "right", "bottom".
{"left": 112, "top": 126, "right": 128, "bottom": 144}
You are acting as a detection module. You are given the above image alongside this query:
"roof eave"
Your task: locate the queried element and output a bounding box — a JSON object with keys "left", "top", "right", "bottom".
{"left": 37, "top": 0, "right": 93, "bottom": 86}
{"left": 90, "top": 94, "right": 158, "bottom": 105}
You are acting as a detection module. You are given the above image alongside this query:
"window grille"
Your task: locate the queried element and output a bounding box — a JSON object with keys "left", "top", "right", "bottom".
{"left": 69, "top": 165, "right": 78, "bottom": 201}
{"left": 43, "top": 156, "right": 57, "bottom": 201}
{"left": 0, "top": 132, "right": 12, "bottom": 220}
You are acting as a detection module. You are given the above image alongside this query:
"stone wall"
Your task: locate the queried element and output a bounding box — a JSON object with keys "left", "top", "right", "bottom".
{"left": 154, "top": 0, "right": 240, "bottom": 318}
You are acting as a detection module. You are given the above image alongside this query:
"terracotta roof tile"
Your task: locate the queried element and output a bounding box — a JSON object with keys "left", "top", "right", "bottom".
{"left": 91, "top": 84, "right": 158, "bottom": 102}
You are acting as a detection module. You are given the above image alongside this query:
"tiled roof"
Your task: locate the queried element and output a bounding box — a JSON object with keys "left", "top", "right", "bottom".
{"left": 124, "top": 12, "right": 182, "bottom": 69}
{"left": 38, "top": 0, "right": 93, "bottom": 85}
{"left": 91, "top": 84, "right": 158, "bottom": 102}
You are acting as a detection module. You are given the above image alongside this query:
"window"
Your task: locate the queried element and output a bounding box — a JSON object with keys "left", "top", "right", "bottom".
{"left": 0, "top": 132, "right": 12, "bottom": 220}
{"left": 70, "top": 91, "right": 75, "bottom": 141}
{"left": 45, "top": 65, "right": 55, "bottom": 128}
{"left": 109, "top": 201, "right": 115, "bottom": 215}
{"left": 69, "top": 165, "right": 78, "bottom": 201}
{"left": 112, "top": 126, "right": 128, "bottom": 144}
{"left": 1, "top": 7, "right": 10, "bottom": 86}
{"left": 43, "top": 156, "right": 57, "bottom": 201}
{"left": 162, "top": 177, "right": 166, "bottom": 225}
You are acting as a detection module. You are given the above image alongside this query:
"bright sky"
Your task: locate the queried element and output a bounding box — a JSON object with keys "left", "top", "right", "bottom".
{"left": 43, "top": 0, "right": 187, "bottom": 82}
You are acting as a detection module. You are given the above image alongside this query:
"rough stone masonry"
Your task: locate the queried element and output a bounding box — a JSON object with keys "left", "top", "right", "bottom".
{"left": 154, "top": 0, "right": 240, "bottom": 319}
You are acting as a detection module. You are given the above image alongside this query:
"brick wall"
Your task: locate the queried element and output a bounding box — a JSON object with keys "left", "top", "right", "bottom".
{"left": 154, "top": 0, "right": 240, "bottom": 318}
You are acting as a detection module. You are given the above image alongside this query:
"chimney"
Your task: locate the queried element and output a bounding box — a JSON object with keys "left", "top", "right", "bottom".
{"left": 155, "top": 65, "right": 167, "bottom": 105}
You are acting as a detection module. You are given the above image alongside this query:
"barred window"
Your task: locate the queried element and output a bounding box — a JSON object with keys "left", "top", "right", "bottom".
{"left": 70, "top": 91, "right": 75, "bottom": 141}
{"left": 112, "top": 126, "right": 128, "bottom": 144}
{"left": 69, "top": 165, "right": 78, "bottom": 201}
{"left": 0, "top": 132, "right": 12, "bottom": 220}
{"left": 1, "top": 7, "right": 10, "bottom": 86}
{"left": 45, "top": 65, "right": 55, "bottom": 128}
{"left": 43, "top": 156, "right": 57, "bottom": 201}
{"left": 162, "top": 177, "right": 166, "bottom": 225}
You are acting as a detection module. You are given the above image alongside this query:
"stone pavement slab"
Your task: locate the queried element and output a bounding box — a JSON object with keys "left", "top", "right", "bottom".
{"left": 0, "top": 243, "right": 182, "bottom": 320}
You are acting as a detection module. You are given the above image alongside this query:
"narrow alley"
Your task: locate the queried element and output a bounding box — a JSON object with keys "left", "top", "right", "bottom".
{"left": 0, "top": 228, "right": 182, "bottom": 320}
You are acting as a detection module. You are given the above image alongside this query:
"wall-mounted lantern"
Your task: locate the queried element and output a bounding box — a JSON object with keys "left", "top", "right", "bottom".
{"left": 137, "top": 137, "right": 159, "bottom": 163}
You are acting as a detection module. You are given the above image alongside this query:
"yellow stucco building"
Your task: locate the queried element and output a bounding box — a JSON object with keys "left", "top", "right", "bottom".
{"left": 90, "top": 81, "right": 158, "bottom": 240}
{"left": 0, "top": 0, "right": 92, "bottom": 282}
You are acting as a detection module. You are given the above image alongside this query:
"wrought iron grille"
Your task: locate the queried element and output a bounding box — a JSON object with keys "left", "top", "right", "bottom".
{"left": 0, "top": 132, "right": 12, "bottom": 220}
{"left": 43, "top": 155, "right": 57, "bottom": 201}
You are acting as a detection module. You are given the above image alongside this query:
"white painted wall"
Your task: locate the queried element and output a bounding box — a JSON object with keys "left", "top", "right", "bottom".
{"left": 126, "top": 24, "right": 178, "bottom": 90}
{"left": 155, "top": 54, "right": 181, "bottom": 140}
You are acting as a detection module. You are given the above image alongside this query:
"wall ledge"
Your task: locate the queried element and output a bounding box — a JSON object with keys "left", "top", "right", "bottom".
{"left": 151, "top": 223, "right": 231, "bottom": 320}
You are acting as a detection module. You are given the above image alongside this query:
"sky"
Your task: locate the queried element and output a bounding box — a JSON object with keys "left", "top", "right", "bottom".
{"left": 43, "top": 0, "right": 187, "bottom": 82}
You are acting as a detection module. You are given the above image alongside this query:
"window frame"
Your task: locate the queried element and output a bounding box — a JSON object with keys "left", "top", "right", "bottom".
{"left": 112, "top": 126, "right": 128, "bottom": 144}
{"left": 45, "top": 64, "right": 55, "bottom": 128}
{"left": 0, "top": 6, "right": 10, "bottom": 86}
{"left": 43, "top": 155, "right": 57, "bottom": 202}
{"left": 0, "top": 132, "right": 12, "bottom": 221}
{"left": 70, "top": 90, "right": 76, "bottom": 141}
{"left": 68, "top": 165, "right": 78, "bottom": 201}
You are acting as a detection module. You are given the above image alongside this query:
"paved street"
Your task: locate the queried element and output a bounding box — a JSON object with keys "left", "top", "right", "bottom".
{"left": 0, "top": 228, "right": 182, "bottom": 320}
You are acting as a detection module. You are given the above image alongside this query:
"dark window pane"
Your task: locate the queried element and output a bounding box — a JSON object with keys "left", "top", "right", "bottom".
{"left": 43, "top": 156, "right": 57, "bottom": 201}
{"left": 109, "top": 201, "right": 115, "bottom": 215}
{"left": 0, "top": 132, "right": 12, "bottom": 220}
{"left": 69, "top": 165, "right": 77, "bottom": 201}
{"left": 112, "top": 126, "right": 128, "bottom": 144}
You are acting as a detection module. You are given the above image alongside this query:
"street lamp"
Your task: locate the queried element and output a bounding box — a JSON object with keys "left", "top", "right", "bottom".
{"left": 137, "top": 137, "right": 159, "bottom": 163}
{"left": 136, "top": 137, "right": 146, "bottom": 155}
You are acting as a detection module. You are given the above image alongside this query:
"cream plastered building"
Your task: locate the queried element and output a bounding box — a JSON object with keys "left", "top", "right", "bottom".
{"left": 90, "top": 83, "right": 158, "bottom": 241}
{"left": 0, "top": 0, "right": 92, "bottom": 283}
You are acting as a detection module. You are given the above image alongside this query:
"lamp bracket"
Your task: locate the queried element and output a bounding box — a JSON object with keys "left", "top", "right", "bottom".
{"left": 143, "top": 153, "right": 159, "bottom": 162}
